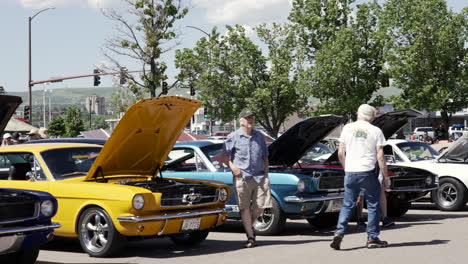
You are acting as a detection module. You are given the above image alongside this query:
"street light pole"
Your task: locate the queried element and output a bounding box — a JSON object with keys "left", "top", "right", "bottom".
{"left": 28, "top": 7, "right": 55, "bottom": 124}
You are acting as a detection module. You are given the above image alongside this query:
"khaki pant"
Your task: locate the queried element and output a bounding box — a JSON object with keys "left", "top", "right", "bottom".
{"left": 234, "top": 176, "right": 272, "bottom": 210}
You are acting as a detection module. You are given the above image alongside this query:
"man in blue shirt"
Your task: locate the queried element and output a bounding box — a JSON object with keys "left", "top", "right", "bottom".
{"left": 223, "top": 109, "right": 272, "bottom": 248}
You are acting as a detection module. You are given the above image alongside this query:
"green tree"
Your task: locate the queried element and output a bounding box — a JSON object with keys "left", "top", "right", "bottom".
{"left": 104, "top": 0, "right": 189, "bottom": 98}
{"left": 381, "top": 0, "right": 467, "bottom": 128}
{"left": 175, "top": 25, "right": 308, "bottom": 137}
{"left": 292, "top": 0, "right": 386, "bottom": 118}
{"left": 93, "top": 115, "right": 110, "bottom": 130}
{"left": 47, "top": 116, "right": 66, "bottom": 137}
{"left": 64, "top": 106, "right": 85, "bottom": 137}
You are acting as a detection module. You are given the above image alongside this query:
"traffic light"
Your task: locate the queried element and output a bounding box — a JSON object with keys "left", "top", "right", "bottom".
{"left": 93, "top": 69, "right": 101, "bottom": 86}
{"left": 190, "top": 85, "right": 195, "bottom": 96}
{"left": 203, "top": 108, "right": 209, "bottom": 118}
{"left": 23, "top": 105, "right": 31, "bottom": 121}
{"left": 381, "top": 75, "right": 390, "bottom": 88}
{"left": 162, "top": 81, "right": 168, "bottom": 94}
{"left": 120, "top": 67, "right": 127, "bottom": 85}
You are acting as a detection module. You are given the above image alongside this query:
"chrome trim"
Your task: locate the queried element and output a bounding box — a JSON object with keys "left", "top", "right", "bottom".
{"left": 284, "top": 194, "right": 344, "bottom": 203}
{"left": 0, "top": 223, "right": 61, "bottom": 236}
{"left": 117, "top": 208, "right": 231, "bottom": 223}
{"left": 388, "top": 186, "right": 439, "bottom": 192}
{"left": 157, "top": 219, "right": 169, "bottom": 236}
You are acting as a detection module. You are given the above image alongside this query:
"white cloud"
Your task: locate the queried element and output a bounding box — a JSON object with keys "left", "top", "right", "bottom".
{"left": 18, "top": 0, "right": 118, "bottom": 8}
{"left": 192, "top": 0, "right": 292, "bottom": 25}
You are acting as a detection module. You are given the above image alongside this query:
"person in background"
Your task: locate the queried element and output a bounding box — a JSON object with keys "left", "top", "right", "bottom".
{"left": 38, "top": 127, "right": 49, "bottom": 139}
{"left": 330, "top": 104, "right": 390, "bottom": 250}
{"left": 28, "top": 128, "right": 41, "bottom": 141}
{"left": 11, "top": 132, "right": 21, "bottom": 144}
{"left": 2, "top": 133, "right": 13, "bottom": 146}
{"left": 223, "top": 109, "right": 272, "bottom": 248}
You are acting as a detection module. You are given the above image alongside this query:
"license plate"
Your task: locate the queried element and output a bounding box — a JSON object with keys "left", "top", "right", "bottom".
{"left": 181, "top": 218, "right": 201, "bottom": 232}
{"left": 226, "top": 205, "right": 240, "bottom": 212}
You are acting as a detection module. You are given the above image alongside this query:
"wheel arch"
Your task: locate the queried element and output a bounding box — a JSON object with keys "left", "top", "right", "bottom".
{"left": 74, "top": 202, "right": 114, "bottom": 235}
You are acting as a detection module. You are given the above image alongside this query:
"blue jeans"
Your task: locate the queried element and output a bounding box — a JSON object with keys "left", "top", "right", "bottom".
{"left": 335, "top": 170, "right": 381, "bottom": 240}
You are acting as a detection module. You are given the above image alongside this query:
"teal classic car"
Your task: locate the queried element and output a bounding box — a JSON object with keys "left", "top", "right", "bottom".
{"left": 163, "top": 115, "right": 348, "bottom": 235}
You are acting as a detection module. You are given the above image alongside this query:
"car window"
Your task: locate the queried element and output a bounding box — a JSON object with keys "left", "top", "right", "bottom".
{"left": 383, "top": 145, "right": 404, "bottom": 162}
{"left": 166, "top": 148, "right": 208, "bottom": 172}
{"left": 40, "top": 147, "right": 101, "bottom": 180}
{"left": 0, "top": 152, "right": 47, "bottom": 181}
{"left": 200, "top": 144, "right": 227, "bottom": 170}
{"left": 396, "top": 142, "right": 439, "bottom": 161}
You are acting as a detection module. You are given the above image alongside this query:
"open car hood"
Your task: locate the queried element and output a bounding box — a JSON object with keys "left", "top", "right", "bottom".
{"left": 86, "top": 96, "right": 201, "bottom": 180}
{"left": 440, "top": 132, "right": 468, "bottom": 162}
{"left": 0, "top": 95, "right": 22, "bottom": 135}
{"left": 268, "top": 115, "right": 348, "bottom": 166}
{"left": 325, "top": 109, "right": 422, "bottom": 163}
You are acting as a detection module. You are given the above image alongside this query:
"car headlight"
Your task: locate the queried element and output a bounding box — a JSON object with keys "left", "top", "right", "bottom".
{"left": 40, "top": 200, "right": 54, "bottom": 217}
{"left": 297, "top": 179, "right": 307, "bottom": 192}
{"left": 218, "top": 188, "right": 228, "bottom": 202}
{"left": 132, "top": 194, "right": 145, "bottom": 210}
{"left": 426, "top": 176, "right": 433, "bottom": 185}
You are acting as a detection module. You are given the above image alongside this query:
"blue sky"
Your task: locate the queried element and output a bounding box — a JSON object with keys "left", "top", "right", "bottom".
{"left": 0, "top": 0, "right": 465, "bottom": 93}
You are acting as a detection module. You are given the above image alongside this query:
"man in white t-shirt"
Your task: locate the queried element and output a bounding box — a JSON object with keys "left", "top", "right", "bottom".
{"left": 330, "top": 104, "right": 390, "bottom": 250}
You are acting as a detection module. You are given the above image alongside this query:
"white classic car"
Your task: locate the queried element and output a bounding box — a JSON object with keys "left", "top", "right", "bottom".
{"left": 385, "top": 133, "right": 468, "bottom": 211}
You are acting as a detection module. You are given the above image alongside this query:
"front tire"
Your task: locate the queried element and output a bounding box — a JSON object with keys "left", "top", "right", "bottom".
{"left": 78, "top": 207, "right": 126, "bottom": 257}
{"left": 432, "top": 178, "right": 467, "bottom": 211}
{"left": 387, "top": 197, "right": 410, "bottom": 217}
{"left": 170, "top": 230, "right": 209, "bottom": 246}
{"left": 253, "top": 198, "right": 286, "bottom": 235}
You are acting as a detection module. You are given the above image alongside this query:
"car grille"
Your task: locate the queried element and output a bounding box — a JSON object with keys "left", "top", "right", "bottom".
{"left": 391, "top": 177, "right": 426, "bottom": 190}
{"left": 318, "top": 173, "right": 344, "bottom": 190}
{"left": 161, "top": 184, "right": 218, "bottom": 206}
{"left": 0, "top": 191, "right": 38, "bottom": 224}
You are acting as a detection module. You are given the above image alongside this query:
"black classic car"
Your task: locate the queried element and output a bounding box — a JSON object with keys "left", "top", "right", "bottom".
{"left": 1, "top": 94, "right": 61, "bottom": 264}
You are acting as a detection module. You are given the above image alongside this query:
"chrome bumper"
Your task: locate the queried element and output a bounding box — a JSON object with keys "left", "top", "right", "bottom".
{"left": 0, "top": 223, "right": 60, "bottom": 253}
{"left": 284, "top": 194, "right": 344, "bottom": 203}
{"left": 117, "top": 208, "right": 231, "bottom": 223}
{"left": 388, "top": 186, "right": 439, "bottom": 192}
{"left": 0, "top": 223, "right": 61, "bottom": 236}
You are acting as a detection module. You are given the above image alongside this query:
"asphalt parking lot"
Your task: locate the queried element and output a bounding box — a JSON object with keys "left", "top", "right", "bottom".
{"left": 37, "top": 203, "right": 468, "bottom": 264}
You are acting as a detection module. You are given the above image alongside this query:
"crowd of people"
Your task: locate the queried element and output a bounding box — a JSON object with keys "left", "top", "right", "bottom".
{"left": 1, "top": 128, "right": 48, "bottom": 147}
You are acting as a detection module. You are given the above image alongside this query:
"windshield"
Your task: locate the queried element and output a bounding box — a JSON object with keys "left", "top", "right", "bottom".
{"left": 396, "top": 142, "right": 439, "bottom": 161}
{"left": 298, "top": 143, "right": 333, "bottom": 164}
{"left": 200, "top": 143, "right": 227, "bottom": 170}
{"left": 40, "top": 147, "right": 102, "bottom": 180}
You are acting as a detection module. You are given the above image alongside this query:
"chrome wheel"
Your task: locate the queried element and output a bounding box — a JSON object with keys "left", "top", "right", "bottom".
{"left": 438, "top": 183, "right": 458, "bottom": 208}
{"left": 254, "top": 208, "right": 274, "bottom": 230}
{"left": 80, "top": 211, "right": 110, "bottom": 253}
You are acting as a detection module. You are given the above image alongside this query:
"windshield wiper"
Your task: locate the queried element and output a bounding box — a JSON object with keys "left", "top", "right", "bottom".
{"left": 60, "top": 172, "right": 87, "bottom": 177}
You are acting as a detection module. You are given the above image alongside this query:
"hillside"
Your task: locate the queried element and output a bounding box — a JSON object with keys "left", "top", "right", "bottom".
{"left": 8, "top": 87, "right": 118, "bottom": 106}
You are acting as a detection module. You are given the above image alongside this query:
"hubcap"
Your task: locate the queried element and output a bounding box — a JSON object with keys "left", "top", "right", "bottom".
{"left": 81, "top": 211, "right": 110, "bottom": 252}
{"left": 254, "top": 208, "right": 274, "bottom": 231}
{"left": 438, "top": 183, "right": 458, "bottom": 208}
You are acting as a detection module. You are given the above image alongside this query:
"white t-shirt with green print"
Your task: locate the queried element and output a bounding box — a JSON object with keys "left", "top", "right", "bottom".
{"left": 339, "top": 120, "right": 386, "bottom": 172}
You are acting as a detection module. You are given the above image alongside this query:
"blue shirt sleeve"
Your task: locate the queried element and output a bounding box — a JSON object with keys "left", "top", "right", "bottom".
{"left": 223, "top": 134, "right": 234, "bottom": 156}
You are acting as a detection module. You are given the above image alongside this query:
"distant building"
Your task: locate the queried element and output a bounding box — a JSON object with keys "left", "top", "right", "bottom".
{"left": 85, "top": 95, "right": 106, "bottom": 115}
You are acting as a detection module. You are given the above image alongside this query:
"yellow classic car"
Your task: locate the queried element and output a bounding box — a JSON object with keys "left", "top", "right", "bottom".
{"left": 0, "top": 96, "right": 230, "bottom": 257}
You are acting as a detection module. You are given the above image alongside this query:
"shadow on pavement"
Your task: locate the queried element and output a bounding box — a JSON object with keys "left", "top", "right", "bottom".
{"left": 41, "top": 235, "right": 324, "bottom": 259}
{"left": 411, "top": 202, "right": 468, "bottom": 211}
{"left": 341, "top": 239, "right": 450, "bottom": 251}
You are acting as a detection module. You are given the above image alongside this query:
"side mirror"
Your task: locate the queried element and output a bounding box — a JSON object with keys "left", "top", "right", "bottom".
{"left": 385, "top": 155, "right": 395, "bottom": 164}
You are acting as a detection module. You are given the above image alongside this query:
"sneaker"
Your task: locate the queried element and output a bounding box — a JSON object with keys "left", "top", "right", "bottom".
{"left": 382, "top": 217, "right": 395, "bottom": 228}
{"left": 366, "top": 237, "right": 388, "bottom": 249}
{"left": 330, "top": 234, "right": 343, "bottom": 250}
{"left": 244, "top": 237, "right": 256, "bottom": 248}
{"left": 357, "top": 218, "right": 367, "bottom": 228}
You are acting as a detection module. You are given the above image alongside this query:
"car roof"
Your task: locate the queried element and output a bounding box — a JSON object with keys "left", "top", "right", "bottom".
{"left": 387, "top": 139, "right": 423, "bottom": 144}
{"left": 174, "top": 140, "right": 220, "bottom": 148}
